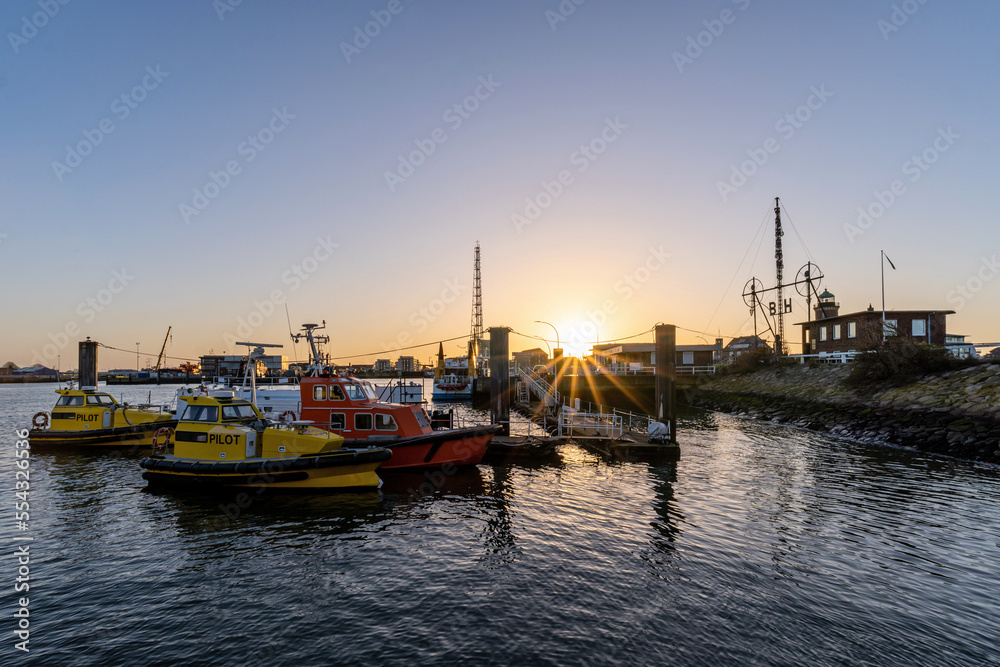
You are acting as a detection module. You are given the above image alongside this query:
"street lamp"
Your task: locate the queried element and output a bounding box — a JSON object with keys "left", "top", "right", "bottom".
{"left": 534, "top": 320, "right": 560, "bottom": 351}
{"left": 136, "top": 342, "right": 140, "bottom": 372}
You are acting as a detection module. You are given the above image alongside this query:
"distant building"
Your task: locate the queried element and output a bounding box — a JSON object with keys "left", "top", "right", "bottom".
{"left": 591, "top": 340, "right": 723, "bottom": 372}
{"left": 945, "top": 334, "right": 979, "bottom": 359}
{"left": 374, "top": 359, "right": 392, "bottom": 373}
{"left": 395, "top": 356, "right": 416, "bottom": 373}
{"left": 795, "top": 290, "right": 954, "bottom": 354}
{"left": 722, "top": 336, "right": 770, "bottom": 362}
{"left": 13, "top": 366, "right": 57, "bottom": 378}
{"left": 199, "top": 354, "right": 286, "bottom": 378}
{"left": 513, "top": 348, "right": 548, "bottom": 370}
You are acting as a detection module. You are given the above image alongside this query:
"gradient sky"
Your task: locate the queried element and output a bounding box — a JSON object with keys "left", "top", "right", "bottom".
{"left": 2, "top": 1, "right": 998, "bottom": 370}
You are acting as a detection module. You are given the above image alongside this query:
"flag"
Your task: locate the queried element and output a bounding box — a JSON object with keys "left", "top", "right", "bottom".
{"left": 883, "top": 251, "right": 896, "bottom": 270}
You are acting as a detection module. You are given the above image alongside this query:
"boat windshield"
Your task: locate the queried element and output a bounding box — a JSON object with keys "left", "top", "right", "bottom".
{"left": 221, "top": 404, "right": 259, "bottom": 420}
{"left": 56, "top": 395, "right": 85, "bottom": 407}
{"left": 344, "top": 384, "right": 367, "bottom": 401}
{"left": 362, "top": 383, "right": 378, "bottom": 401}
{"left": 181, "top": 404, "right": 219, "bottom": 422}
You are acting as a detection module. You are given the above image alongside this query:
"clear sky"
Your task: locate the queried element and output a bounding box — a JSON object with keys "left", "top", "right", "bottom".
{"left": 2, "top": 0, "right": 998, "bottom": 369}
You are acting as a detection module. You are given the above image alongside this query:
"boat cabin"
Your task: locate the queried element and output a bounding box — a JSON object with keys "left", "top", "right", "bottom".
{"left": 174, "top": 395, "right": 342, "bottom": 460}
{"left": 298, "top": 376, "right": 433, "bottom": 438}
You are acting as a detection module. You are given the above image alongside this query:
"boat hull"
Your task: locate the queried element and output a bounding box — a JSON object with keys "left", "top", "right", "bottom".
{"left": 139, "top": 447, "right": 390, "bottom": 490}
{"left": 345, "top": 425, "right": 499, "bottom": 470}
{"left": 29, "top": 420, "right": 177, "bottom": 448}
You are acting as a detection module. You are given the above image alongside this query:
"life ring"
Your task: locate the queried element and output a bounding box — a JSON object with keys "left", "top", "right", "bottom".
{"left": 280, "top": 410, "right": 297, "bottom": 423}
{"left": 32, "top": 412, "right": 50, "bottom": 429}
{"left": 151, "top": 427, "right": 174, "bottom": 452}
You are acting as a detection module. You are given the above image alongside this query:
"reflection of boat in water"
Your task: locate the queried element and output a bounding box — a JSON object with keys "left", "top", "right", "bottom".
{"left": 140, "top": 394, "right": 389, "bottom": 491}
{"left": 240, "top": 323, "right": 499, "bottom": 470}
{"left": 29, "top": 387, "right": 175, "bottom": 448}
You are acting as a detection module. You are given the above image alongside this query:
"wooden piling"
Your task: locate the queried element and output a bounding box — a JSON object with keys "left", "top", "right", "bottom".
{"left": 654, "top": 324, "right": 677, "bottom": 443}
{"left": 79, "top": 338, "right": 98, "bottom": 389}
{"left": 489, "top": 327, "right": 511, "bottom": 435}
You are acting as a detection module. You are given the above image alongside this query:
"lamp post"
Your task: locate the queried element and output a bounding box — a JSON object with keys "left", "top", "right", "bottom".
{"left": 534, "top": 320, "right": 559, "bottom": 351}
{"left": 136, "top": 343, "right": 140, "bottom": 372}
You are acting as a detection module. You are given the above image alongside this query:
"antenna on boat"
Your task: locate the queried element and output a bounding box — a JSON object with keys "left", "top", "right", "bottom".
{"left": 291, "top": 322, "right": 329, "bottom": 377}
{"left": 285, "top": 304, "right": 300, "bottom": 365}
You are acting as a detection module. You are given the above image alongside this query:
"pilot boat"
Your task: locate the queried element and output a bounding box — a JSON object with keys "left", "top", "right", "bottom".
{"left": 245, "top": 323, "right": 500, "bottom": 469}
{"left": 140, "top": 394, "right": 390, "bottom": 490}
{"left": 29, "top": 387, "right": 176, "bottom": 447}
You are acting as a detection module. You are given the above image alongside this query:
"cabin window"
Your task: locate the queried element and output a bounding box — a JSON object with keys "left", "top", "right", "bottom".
{"left": 375, "top": 414, "right": 397, "bottom": 431}
{"left": 329, "top": 385, "right": 346, "bottom": 400}
{"left": 182, "top": 405, "right": 218, "bottom": 422}
{"left": 222, "top": 404, "right": 258, "bottom": 420}
{"left": 847, "top": 322, "right": 857, "bottom": 338}
{"left": 833, "top": 324, "right": 841, "bottom": 340}
{"left": 819, "top": 326, "right": 827, "bottom": 342}
{"left": 912, "top": 319, "right": 926, "bottom": 337}
{"left": 344, "top": 384, "right": 366, "bottom": 401}
{"left": 57, "top": 395, "right": 85, "bottom": 406}
{"left": 414, "top": 410, "right": 430, "bottom": 429}
{"left": 313, "top": 385, "right": 327, "bottom": 401}
{"left": 355, "top": 413, "right": 372, "bottom": 430}
{"left": 330, "top": 413, "right": 346, "bottom": 430}
{"left": 363, "top": 384, "right": 378, "bottom": 400}
{"left": 86, "top": 395, "right": 115, "bottom": 405}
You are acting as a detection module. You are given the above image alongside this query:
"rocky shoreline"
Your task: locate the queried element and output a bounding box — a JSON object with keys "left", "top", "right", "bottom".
{"left": 682, "top": 363, "right": 1000, "bottom": 463}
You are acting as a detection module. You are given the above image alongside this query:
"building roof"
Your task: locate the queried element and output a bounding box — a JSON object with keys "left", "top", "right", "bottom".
{"left": 724, "top": 336, "right": 769, "bottom": 350}
{"left": 794, "top": 309, "right": 955, "bottom": 326}
{"left": 818, "top": 290, "right": 835, "bottom": 299}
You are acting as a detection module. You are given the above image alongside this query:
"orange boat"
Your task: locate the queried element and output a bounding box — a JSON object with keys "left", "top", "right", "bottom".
{"left": 244, "top": 323, "right": 499, "bottom": 470}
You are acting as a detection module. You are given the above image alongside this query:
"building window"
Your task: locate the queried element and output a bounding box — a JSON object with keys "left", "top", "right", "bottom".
{"left": 313, "top": 385, "right": 327, "bottom": 401}
{"left": 833, "top": 324, "right": 841, "bottom": 340}
{"left": 912, "top": 319, "right": 926, "bottom": 337}
{"left": 884, "top": 319, "right": 898, "bottom": 337}
{"left": 847, "top": 322, "right": 856, "bottom": 339}
{"left": 819, "top": 326, "right": 827, "bottom": 342}
{"left": 682, "top": 352, "right": 694, "bottom": 365}
{"left": 355, "top": 413, "right": 372, "bottom": 430}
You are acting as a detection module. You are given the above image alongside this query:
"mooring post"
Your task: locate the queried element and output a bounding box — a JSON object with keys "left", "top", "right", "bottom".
{"left": 654, "top": 324, "right": 677, "bottom": 443}
{"left": 489, "top": 326, "right": 510, "bottom": 435}
{"left": 79, "top": 338, "right": 98, "bottom": 390}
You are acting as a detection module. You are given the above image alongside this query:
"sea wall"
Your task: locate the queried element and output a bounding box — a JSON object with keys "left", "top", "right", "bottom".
{"left": 683, "top": 363, "right": 1000, "bottom": 462}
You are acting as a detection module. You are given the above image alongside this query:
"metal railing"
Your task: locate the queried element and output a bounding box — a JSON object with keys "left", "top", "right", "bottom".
{"left": 517, "top": 367, "right": 560, "bottom": 406}
{"left": 558, "top": 410, "right": 623, "bottom": 439}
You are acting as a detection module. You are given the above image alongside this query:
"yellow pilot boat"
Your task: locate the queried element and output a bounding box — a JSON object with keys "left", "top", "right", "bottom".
{"left": 29, "top": 388, "right": 176, "bottom": 447}
{"left": 139, "top": 394, "right": 390, "bottom": 490}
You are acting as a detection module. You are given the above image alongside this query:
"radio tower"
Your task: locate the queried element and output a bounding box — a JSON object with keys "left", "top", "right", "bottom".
{"left": 470, "top": 242, "right": 485, "bottom": 360}
{"left": 774, "top": 196, "right": 785, "bottom": 356}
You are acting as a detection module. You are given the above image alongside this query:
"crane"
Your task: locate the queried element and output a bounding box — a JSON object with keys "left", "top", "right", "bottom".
{"left": 155, "top": 326, "right": 172, "bottom": 372}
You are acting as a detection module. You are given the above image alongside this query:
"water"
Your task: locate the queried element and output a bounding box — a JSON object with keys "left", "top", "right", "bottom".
{"left": 2, "top": 381, "right": 999, "bottom": 666}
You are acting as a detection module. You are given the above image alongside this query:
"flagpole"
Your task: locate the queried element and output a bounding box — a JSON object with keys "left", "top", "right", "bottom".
{"left": 881, "top": 250, "right": 886, "bottom": 342}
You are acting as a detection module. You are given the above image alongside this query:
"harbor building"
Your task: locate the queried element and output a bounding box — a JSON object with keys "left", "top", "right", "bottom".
{"left": 395, "top": 356, "right": 416, "bottom": 373}
{"left": 796, "top": 290, "right": 954, "bottom": 354}
{"left": 591, "top": 340, "right": 723, "bottom": 373}
{"left": 513, "top": 348, "right": 548, "bottom": 371}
